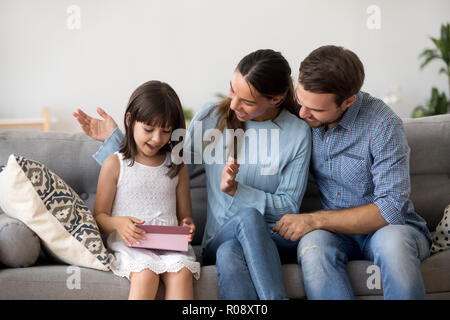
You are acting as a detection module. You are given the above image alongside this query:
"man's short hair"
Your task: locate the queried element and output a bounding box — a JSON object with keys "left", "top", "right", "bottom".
{"left": 299, "top": 45, "right": 365, "bottom": 106}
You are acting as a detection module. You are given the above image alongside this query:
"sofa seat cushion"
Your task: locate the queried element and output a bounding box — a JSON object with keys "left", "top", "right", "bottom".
{"left": 0, "top": 265, "right": 220, "bottom": 300}
{"left": 421, "top": 249, "right": 450, "bottom": 294}
{"left": 285, "top": 254, "right": 450, "bottom": 298}
{"left": 0, "top": 265, "right": 130, "bottom": 299}
{"left": 1, "top": 254, "right": 448, "bottom": 299}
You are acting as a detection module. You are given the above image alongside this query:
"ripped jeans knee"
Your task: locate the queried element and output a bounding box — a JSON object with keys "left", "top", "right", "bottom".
{"left": 296, "top": 229, "right": 339, "bottom": 266}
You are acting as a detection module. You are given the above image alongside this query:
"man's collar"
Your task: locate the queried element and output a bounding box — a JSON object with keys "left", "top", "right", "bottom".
{"left": 336, "top": 92, "right": 362, "bottom": 130}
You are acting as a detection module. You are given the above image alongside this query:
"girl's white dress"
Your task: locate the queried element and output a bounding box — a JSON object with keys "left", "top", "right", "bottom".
{"left": 107, "top": 152, "right": 200, "bottom": 280}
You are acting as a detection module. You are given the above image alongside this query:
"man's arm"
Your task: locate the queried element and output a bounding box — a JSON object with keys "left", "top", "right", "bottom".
{"left": 274, "top": 117, "right": 411, "bottom": 241}
{"left": 315, "top": 204, "right": 388, "bottom": 234}
{"left": 273, "top": 204, "right": 387, "bottom": 241}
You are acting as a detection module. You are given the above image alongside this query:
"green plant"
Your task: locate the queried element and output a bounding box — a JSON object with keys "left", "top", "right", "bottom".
{"left": 412, "top": 87, "right": 448, "bottom": 118}
{"left": 413, "top": 23, "right": 450, "bottom": 117}
{"left": 215, "top": 92, "right": 227, "bottom": 98}
{"left": 183, "top": 107, "right": 194, "bottom": 121}
{"left": 419, "top": 23, "right": 450, "bottom": 95}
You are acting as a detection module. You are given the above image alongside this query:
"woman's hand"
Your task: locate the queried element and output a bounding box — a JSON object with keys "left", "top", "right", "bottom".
{"left": 72, "top": 107, "right": 118, "bottom": 142}
{"left": 220, "top": 157, "right": 240, "bottom": 196}
{"left": 113, "top": 216, "right": 147, "bottom": 246}
{"left": 181, "top": 217, "right": 195, "bottom": 243}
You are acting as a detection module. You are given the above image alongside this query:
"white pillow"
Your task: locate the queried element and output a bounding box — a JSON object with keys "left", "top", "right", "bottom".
{"left": 0, "top": 154, "right": 114, "bottom": 271}
{"left": 431, "top": 204, "right": 450, "bottom": 254}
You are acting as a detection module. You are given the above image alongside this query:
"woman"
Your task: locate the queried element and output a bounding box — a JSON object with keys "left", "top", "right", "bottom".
{"left": 73, "top": 49, "right": 311, "bottom": 299}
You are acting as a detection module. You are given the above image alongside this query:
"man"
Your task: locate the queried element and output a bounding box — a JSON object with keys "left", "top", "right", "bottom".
{"left": 273, "top": 45, "right": 431, "bottom": 299}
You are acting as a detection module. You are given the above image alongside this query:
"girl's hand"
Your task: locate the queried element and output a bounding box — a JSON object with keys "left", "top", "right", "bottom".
{"left": 72, "top": 107, "right": 118, "bottom": 142}
{"left": 220, "top": 157, "right": 240, "bottom": 196}
{"left": 114, "top": 216, "right": 147, "bottom": 246}
{"left": 181, "top": 217, "right": 195, "bottom": 243}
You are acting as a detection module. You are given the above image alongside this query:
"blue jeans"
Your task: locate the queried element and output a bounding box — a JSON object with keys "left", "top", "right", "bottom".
{"left": 298, "top": 225, "right": 430, "bottom": 300}
{"left": 202, "top": 208, "right": 298, "bottom": 300}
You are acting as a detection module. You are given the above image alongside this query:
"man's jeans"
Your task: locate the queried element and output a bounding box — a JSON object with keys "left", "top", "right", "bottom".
{"left": 298, "top": 225, "right": 430, "bottom": 299}
{"left": 202, "top": 208, "right": 298, "bottom": 300}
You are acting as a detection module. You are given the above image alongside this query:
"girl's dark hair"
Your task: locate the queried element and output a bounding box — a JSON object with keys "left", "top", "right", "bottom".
{"left": 299, "top": 45, "right": 365, "bottom": 106}
{"left": 119, "top": 80, "right": 185, "bottom": 178}
{"left": 213, "top": 49, "right": 298, "bottom": 133}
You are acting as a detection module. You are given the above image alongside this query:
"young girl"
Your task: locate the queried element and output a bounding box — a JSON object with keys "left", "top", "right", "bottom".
{"left": 93, "top": 80, "right": 200, "bottom": 300}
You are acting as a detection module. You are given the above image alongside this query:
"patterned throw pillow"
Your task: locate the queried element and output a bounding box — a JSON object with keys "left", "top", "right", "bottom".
{"left": 431, "top": 204, "right": 450, "bottom": 254}
{"left": 0, "top": 154, "right": 114, "bottom": 271}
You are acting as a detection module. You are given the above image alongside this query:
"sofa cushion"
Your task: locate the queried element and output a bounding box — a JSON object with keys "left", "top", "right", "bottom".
{"left": 2, "top": 256, "right": 448, "bottom": 299}
{"left": 421, "top": 249, "right": 450, "bottom": 294}
{"left": 0, "top": 131, "right": 102, "bottom": 206}
{"left": 0, "top": 265, "right": 131, "bottom": 299}
{"left": 431, "top": 204, "right": 450, "bottom": 254}
{"left": 0, "top": 154, "right": 114, "bottom": 271}
{"left": 0, "top": 264, "right": 218, "bottom": 300}
{"left": 403, "top": 114, "right": 450, "bottom": 231}
{"left": 403, "top": 115, "right": 450, "bottom": 175}
{"left": 190, "top": 186, "right": 207, "bottom": 245}
{"left": 0, "top": 213, "right": 41, "bottom": 267}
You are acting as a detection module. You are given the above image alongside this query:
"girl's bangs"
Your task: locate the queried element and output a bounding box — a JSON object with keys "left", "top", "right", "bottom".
{"left": 136, "top": 103, "right": 178, "bottom": 129}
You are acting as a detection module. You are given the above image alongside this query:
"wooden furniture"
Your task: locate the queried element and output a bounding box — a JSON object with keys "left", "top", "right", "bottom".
{"left": 0, "top": 107, "right": 51, "bottom": 131}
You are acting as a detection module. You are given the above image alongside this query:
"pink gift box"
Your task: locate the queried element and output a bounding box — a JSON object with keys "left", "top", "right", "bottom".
{"left": 130, "top": 225, "right": 190, "bottom": 252}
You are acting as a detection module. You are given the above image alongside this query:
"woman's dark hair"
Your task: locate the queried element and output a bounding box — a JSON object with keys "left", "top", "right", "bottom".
{"left": 213, "top": 49, "right": 298, "bottom": 133}
{"left": 119, "top": 80, "right": 185, "bottom": 178}
{"left": 299, "top": 45, "right": 365, "bottom": 106}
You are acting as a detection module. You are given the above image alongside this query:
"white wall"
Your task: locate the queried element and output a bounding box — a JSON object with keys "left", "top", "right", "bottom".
{"left": 0, "top": 0, "right": 449, "bottom": 132}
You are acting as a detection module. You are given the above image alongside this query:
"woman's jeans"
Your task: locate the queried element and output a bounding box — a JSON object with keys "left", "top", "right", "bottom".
{"left": 202, "top": 207, "right": 298, "bottom": 300}
{"left": 298, "top": 225, "right": 430, "bottom": 300}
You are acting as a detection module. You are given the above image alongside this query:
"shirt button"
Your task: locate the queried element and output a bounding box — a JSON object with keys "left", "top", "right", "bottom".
{"left": 337, "top": 192, "right": 341, "bottom": 197}
{"left": 325, "top": 157, "right": 329, "bottom": 161}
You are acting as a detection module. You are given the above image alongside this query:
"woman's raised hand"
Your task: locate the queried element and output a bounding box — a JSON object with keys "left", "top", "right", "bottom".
{"left": 220, "top": 156, "right": 240, "bottom": 196}
{"left": 72, "top": 107, "right": 118, "bottom": 142}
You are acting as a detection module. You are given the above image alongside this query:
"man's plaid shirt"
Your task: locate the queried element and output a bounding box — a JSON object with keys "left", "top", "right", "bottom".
{"left": 310, "top": 91, "right": 430, "bottom": 242}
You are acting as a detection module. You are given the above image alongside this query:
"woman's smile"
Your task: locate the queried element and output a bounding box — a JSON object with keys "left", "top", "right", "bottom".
{"left": 234, "top": 110, "right": 247, "bottom": 120}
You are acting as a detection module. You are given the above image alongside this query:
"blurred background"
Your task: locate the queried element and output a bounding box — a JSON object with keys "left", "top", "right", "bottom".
{"left": 0, "top": 0, "right": 449, "bottom": 133}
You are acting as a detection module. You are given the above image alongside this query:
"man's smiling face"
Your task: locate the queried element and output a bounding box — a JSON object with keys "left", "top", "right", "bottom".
{"left": 296, "top": 82, "right": 355, "bottom": 129}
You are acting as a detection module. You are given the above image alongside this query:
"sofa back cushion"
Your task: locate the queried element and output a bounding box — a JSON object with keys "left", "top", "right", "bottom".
{"left": 0, "top": 131, "right": 101, "bottom": 213}
{"left": 403, "top": 114, "right": 450, "bottom": 231}
{"left": 1, "top": 114, "right": 449, "bottom": 241}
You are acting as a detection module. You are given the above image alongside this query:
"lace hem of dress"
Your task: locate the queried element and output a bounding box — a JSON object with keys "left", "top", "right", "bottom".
{"left": 111, "top": 259, "right": 201, "bottom": 281}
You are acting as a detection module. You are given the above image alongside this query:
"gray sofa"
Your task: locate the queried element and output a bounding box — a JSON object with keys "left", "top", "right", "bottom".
{"left": 0, "top": 114, "right": 449, "bottom": 300}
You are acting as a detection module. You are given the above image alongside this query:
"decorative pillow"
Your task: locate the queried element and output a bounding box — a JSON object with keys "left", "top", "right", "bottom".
{"left": 431, "top": 204, "right": 450, "bottom": 254}
{"left": 0, "top": 213, "right": 41, "bottom": 267}
{"left": 0, "top": 154, "right": 114, "bottom": 271}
